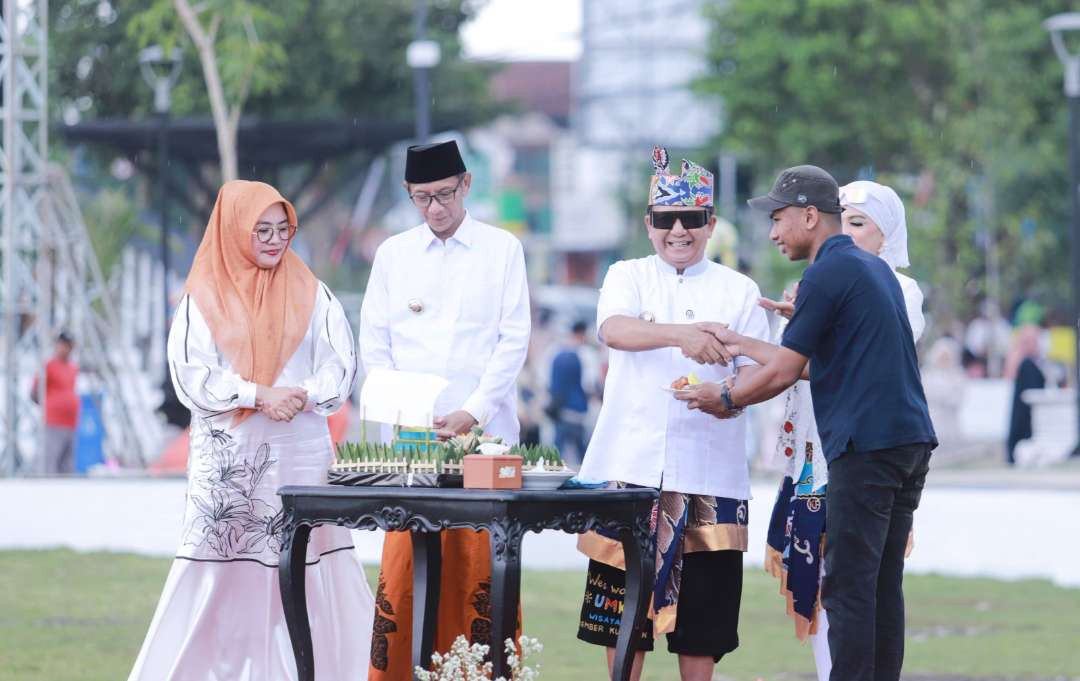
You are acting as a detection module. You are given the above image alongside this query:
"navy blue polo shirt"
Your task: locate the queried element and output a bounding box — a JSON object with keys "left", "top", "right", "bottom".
{"left": 781, "top": 234, "right": 936, "bottom": 462}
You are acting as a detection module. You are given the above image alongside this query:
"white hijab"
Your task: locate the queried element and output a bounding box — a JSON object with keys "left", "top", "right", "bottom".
{"left": 839, "top": 180, "right": 909, "bottom": 269}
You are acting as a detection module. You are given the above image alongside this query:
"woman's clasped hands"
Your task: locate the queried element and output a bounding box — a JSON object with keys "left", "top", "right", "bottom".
{"left": 255, "top": 385, "right": 308, "bottom": 422}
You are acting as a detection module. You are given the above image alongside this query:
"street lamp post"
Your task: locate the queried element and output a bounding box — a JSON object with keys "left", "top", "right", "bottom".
{"left": 407, "top": 0, "right": 441, "bottom": 143}
{"left": 1045, "top": 13, "right": 1080, "bottom": 452}
{"left": 139, "top": 46, "right": 182, "bottom": 357}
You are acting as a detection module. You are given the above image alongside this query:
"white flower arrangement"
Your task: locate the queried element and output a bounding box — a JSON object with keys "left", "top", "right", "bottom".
{"left": 414, "top": 634, "right": 543, "bottom": 681}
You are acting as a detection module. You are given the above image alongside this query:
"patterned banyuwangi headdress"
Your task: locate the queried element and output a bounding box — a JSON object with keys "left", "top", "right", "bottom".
{"left": 648, "top": 146, "right": 714, "bottom": 208}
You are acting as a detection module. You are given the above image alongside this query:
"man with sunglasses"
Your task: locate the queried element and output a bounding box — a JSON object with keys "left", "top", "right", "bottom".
{"left": 675, "top": 165, "right": 936, "bottom": 681}
{"left": 359, "top": 140, "right": 531, "bottom": 679}
{"left": 574, "top": 147, "right": 770, "bottom": 681}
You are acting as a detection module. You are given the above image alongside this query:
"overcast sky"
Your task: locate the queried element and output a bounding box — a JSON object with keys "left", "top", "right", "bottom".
{"left": 461, "top": 0, "right": 582, "bottom": 61}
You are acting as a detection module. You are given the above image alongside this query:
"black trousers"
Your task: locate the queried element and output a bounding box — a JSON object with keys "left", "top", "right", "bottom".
{"left": 578, "top": 551, "right": 742, "bottom": 661}
{"left": 822, "top": 442, "right": 933, "bottom": 681}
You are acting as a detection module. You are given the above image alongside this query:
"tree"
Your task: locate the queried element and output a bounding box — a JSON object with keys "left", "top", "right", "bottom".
{"left": 176, "top": 0, "right": 284, "bottom": 182}
{"left": 53, "top": 0, "right": 497, "bottom": 179}
{"left": 51, "top": 1, "right": 143, "bottom": 123}
{"left": 127, "top": 0, "right": 286, "bottom": 182}
{"left": 699, "top": 0, "right": 1075, "bottom": 324}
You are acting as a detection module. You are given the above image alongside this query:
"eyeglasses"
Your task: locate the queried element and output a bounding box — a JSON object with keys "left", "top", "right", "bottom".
{"left": 410, "top": 177, "right": 464, "bottom": 208}
{"left": 253, "top": 223, "right": 297, "bottom": 243}
{"left": 648, "top": 209, "right": 710, "bottom": 230}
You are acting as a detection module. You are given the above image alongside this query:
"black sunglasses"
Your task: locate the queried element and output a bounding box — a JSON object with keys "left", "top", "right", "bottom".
{"left": 648, "top": 209, "right": 710, "bottom": 230}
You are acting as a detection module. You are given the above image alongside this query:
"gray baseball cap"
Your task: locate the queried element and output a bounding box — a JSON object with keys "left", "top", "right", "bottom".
{"left": 748, "top": 165, "right": 842, "bottom": 214}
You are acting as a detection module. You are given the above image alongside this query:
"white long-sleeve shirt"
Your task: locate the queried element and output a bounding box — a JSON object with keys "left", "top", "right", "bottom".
{"left": 895, "top": 271, "right": 925, "bottom": 342}
{"left": 577, "top": 256, "right": 771, "bottom": 498}
{"left": 169, "top": 282, "right": 357, "bottom": 419}
{"left": 358, "top": 213, "right": 531, "bottom": 443}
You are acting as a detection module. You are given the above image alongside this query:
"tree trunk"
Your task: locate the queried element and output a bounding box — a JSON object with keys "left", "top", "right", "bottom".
{"left": 173, "top": 0, "right": 239, "bottom": 182}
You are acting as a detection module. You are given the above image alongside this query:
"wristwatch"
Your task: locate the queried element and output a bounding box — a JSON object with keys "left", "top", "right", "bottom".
{"left": 720, "top": 382, "right": 739, "bottom": 412}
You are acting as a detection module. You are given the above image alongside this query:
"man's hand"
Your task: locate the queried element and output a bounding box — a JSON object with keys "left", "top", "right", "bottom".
{"left": 677, "top": 326, "right": 731, "bottom": 365}
{"left": 694, "top": 322, "right": 741, "bottom": 360}
{"left": 434, "top": 410, "right": 479, "bottom": 440}
{"left": 256, "top": 385, "right": 307, "bottom": 422}
{"left": 759, "top": 283, "right": 798, "bottom": 320}
{"left": 673, "top": 377, "right": 741, "bottom": 419}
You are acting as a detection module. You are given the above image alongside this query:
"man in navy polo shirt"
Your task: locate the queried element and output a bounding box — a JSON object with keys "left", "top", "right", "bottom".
{"left": 675, "top": 165, "right": 936, "bottom": 681}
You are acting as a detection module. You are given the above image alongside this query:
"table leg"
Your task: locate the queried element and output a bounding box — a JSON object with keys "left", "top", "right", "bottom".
{"left": 279, "top": 523, "right": 314, "bottom": 681}
{"left": 488, "top": 525, "right": 523, "bottom": 677}
{"left": 612, "top": 527, "right": 654, "bottom": 681}
{"left": 411, "top": 530, "right": 442, "bottom": 677}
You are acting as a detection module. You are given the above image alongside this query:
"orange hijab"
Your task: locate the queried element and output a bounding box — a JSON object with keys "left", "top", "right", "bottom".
{"left": 185, "top": 180, "right": 317, "bottom": 420}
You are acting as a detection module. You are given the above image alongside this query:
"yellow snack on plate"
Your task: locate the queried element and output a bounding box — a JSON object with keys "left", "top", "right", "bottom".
{"left": 687, "top": 372, "right": 700, "bottom": 385}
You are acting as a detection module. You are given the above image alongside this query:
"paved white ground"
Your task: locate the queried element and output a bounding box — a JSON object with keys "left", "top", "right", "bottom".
{"left": 2, "top": 476, "right": 1077, "bottom": 588}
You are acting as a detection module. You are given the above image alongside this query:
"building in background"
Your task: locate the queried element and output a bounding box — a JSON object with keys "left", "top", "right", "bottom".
{"left": 554, "top": 0, "right": 724, "bottom": 285}
{"left": 487, "top": 60, "right": 574, "bottom": 280}
{"left": 575, "top": 0, "right": 719, "bottom": 149}
{"left": 372, "top": 61, "right": 578, "bottom": 290}
{"left": 363, "top": 1, "right": 729, "bottom": 292}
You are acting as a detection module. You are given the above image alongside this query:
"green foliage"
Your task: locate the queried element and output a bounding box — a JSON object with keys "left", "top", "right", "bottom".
{"left": 240, "top": 0, "right": 499, "bottom": 125}
{"left": 81, "top": 188, "right": 155, "bottom": 278}
{"left": 508, "top": 443, "right": 563, "bottom": 468}
{"left": 335, "top": 433, "right": 567, "bottom": 473}
{"left": 51, "top": 0, "right": 496, "bottom": 126}
{"left": 700, "top": 0, "right": 951, "bottom": 174}
{"left": 700, "top": 0, "right": 1077, "bottom": 322}
{"left": 336, "top": 440, "right": 391, "bottom": 463}
{"left": 51, "top": 1, "right": 143, "bottom": 121}
{"left": 336, "top": 438, "right": 458, "bottom": 473}
{"left": 126, "top": 0, "right": 289, "bottom": 109}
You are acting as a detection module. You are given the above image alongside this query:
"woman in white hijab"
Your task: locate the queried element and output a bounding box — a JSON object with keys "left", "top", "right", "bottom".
{"left": 838, "top": 180, "right": 925, "bottom": 339}
{"left": 759, "top": 179, "right": 925, "bottom": 681}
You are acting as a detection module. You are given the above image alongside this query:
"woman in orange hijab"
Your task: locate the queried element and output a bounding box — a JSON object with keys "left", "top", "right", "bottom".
{"left": 129, "top": 181, "right": 374, "bottom": 681}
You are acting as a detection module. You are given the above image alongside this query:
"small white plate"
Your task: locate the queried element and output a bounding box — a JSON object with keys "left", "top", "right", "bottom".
{"left": 521, "top": 469, "right": 575, "bottom": 490}
{"left": 660, "top": 386, "right": 693, "bottom": 394}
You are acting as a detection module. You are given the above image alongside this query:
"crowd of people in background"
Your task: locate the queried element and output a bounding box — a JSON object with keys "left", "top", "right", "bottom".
{"left": 518, "top": 312, "right": 604, "bottom": 464}
{"left": 916, "top": 297, "right": 1073, "bottom": 465}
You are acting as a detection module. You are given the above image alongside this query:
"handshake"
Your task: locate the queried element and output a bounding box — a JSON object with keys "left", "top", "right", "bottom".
{"left": 678, "top": 286, "right": 797, "bottom": 366}
{"left": 255, "top": 385, "right": 308, "bottom": 422}
{"left": 673, "top": 324, "right": 745, "bottom": 420}
{"left": 678, "top": 322, "right": 744, "bottom": 366}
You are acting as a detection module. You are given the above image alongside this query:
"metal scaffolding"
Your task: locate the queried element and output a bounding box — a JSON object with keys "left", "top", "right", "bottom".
{"left": 41, "top": 166, "right": 164, "bottom": 468}
{"left": 1, "top": 0, "right": 162, "bottom": 474}
{"left": 1, "top": 0, "right": 49, "bottom": 474}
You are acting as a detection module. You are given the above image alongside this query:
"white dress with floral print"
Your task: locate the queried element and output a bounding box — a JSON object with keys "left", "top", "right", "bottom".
{"left": 129, "top": 284, "right": 374, "bottom": 681}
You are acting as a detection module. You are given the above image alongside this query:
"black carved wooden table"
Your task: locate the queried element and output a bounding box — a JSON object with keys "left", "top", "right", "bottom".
{"left": 277, "top": 486, "right": 658, "bottom": 681}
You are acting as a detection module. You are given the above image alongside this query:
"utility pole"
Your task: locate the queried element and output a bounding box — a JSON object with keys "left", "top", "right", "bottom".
{"left": 139, "top": 45, "right": 183, "bottom": 360}
{"left": 407, "top": 0, "right": 440, "bottom": 143}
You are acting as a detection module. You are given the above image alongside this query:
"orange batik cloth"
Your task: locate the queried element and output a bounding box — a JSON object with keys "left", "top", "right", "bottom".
{"left": 369, "top": 528, "right": 521, "bottom": 678}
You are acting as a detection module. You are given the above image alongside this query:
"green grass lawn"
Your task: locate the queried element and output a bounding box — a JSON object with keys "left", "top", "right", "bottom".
{"left": 1, "top": 549, "right": 1078, "bottom": 680}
